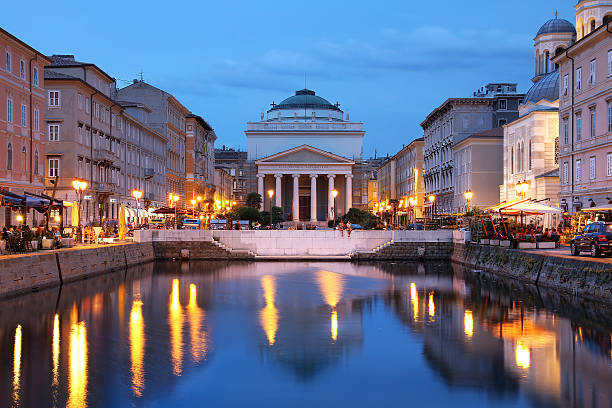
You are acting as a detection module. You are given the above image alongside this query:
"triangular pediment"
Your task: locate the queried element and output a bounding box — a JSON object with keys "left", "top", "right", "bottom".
{"left": 256, "top": 145, "right": 354, "bottom": 164}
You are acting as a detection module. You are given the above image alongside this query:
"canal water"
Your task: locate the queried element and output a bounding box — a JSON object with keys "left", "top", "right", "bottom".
{"left": 0, "top": 261, "right": 611, "bottom": 408}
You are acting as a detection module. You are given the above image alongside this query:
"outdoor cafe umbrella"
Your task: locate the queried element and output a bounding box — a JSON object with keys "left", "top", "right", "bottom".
{"left": 71, "top": 204, "right": 79, "bottom": 227}
{"left": 118, "top": 204, "right": 127, "bottom": 240}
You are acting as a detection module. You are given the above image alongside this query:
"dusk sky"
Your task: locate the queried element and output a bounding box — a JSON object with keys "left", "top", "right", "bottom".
{"left": 3, "top": 0, "right": 574, "bottom": 157}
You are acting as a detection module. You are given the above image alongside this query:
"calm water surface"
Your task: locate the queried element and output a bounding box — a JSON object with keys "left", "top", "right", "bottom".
{"left": 0, "top": 261, "right": 611, "bottom": 407}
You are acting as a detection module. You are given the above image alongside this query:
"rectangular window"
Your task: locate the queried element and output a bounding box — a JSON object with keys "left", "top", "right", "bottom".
{"left": 608, "top": 50, "right": 612, "bottom": 77}
{"left": 563, "top": 118, "right": 569, "bottom": 144}
{"left": 85, "top": 98, "right": 90, "bottom": 113}
{"left": 48, "top": 124, "right": 60, "bottom": 141}
{"left": 33, "top": 67, "right": 38, "bottom": 86}
{"left": 78, "top": 94, "right": 83, "bottom": 109}
{"left": 498, "top": 119, "right": 507, "bottom": 127}
{"left": 33, "top": 109, "right": 39, "bottom": 131}
{"left": 590, "top": 156, "right": 596, "bottom": 180}
{"left": 48, "top": 158, "right": 59, "bottom": 177}
{"left": 5, "top": 52, "right": 10, "bottom": 72}
{"left": 607, "top": 153, "right": 612, "bottom": 177}
{"left": 19, "top": 60, "right": 25, "bottom": 80}
{"left": 576, "top": 114, "right": 582, "bottom": 141}
{"left": 498, "top": 99, "right": 507, "bottom": 110}
{"left": 562, "top": 74, "right": 568, "bottom": 96}
{"left": 48, "top": 91, "right": 60, "bottom": 107}
{"left": 608, "top": 103, "right": 612, "bottom": 132}
{"left": 589, "top": 59, "right": 596, "bottom": 84}
{"left": 77, "top": 126, "right": 83, "bottom": 144}
{"left": 563, "top": 162, "right": 569, "bottom": 184}
{"left": 576, "top": 159, "right": 582, "bottom": 182}
{"left": 591, "top": 109, "right": 597, "bottom": 138}
{"left": 20, "top": 104, "right": 26, "bottom": 126}
{"left": 6, "top": 98, "right": 12, "bottom": 123}
{"left": 576, "top": 67, "right": 582, "bottom": 90}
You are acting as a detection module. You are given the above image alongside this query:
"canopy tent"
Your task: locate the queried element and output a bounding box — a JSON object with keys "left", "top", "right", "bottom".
{"left": 500, "top": 202, "right": 562, "bottom": 216}
{"left": 481, "top": 198, "right": 527, "bottom": 214}
{"left": 151, "top": 207, "right": 188, "bottom": 215}
{"left": 582, "top": 205, "right": 612, "bottom": 212}
{"left": 124, "top": 208, "right": 148, "bottom": 218}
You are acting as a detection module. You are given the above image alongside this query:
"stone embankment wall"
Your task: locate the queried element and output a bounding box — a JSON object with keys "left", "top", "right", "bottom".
{"left": 452, "top": 242, "right": 612, "bottom": 303}
{"left": 352, "top": 230, "right": 455, "bottom": 260}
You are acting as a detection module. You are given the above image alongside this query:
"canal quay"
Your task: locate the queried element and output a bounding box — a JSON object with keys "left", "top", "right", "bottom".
{"left": 0, "top": 231, "right": 611, "bottom": 407}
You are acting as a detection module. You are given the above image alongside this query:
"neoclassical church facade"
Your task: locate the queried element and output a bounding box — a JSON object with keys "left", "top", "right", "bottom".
{"left": 245, "top": 89, "right": 364, "bottom": 223}
{"left": 499, "top": 16, "right": 576, "bottom": 206}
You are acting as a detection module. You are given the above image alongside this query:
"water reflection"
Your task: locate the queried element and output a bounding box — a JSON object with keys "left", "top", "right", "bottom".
{"left": 260, "top": 275, "right": 278, "bottom": 346}
{"left": 169, "top": 278, "right": 183, "bottom": 376}
{"left": 0, "top": 261, "right": 611, "bottom": 407}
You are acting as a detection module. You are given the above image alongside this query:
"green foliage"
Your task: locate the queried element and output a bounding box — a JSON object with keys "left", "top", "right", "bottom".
{"left": 341, "top": 207, "right": 378, "bottom": 229}
{"left": 246, "top": 192, "right": 262, "bottom": 209}
{"left": 260, "top": 206, "right": 283, "bottom": 226}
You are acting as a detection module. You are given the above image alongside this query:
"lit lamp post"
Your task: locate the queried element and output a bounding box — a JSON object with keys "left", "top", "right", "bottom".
{"left": 132, "top": 189, "right": 143, "bottom": 227}
{"left": 72, "top": 179, "right": 87, "bottom": 226}
{"left": 170, "top": 194, "right": 180, "bottom": 228}
{"left": 190, "top": 199, "right": 197, "bottom": 217}
{"left": 428, "top": 194, "right": 436, "bottom": 221}
{"left": 331, "top": 189, "right": 339, "bottom": 224}
{"left": 409, "top": 196, "right": 417, "bottom": 225}
{"left": 515, "top": 181, "right": 529, "bottom": 199}
{"left": 267, "top": 189, "right": 274, "bottom": 228}
{"left": 464, "top": 190, "right": 473, "bottom": 214}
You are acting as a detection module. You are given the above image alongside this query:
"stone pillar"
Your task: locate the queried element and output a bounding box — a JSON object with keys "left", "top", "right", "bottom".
{"left": 327, "top": 174, "right": 336, "bottom": 220}
{"left": 310, "top": 174, "right": 318, "bottom": 222}
{"left": 345, "top": 174, "right": 353, "bottom": 212}
{"left": 292, "top": 174, "right": 300, "bottom": 222}
{"left": 274, "top": 174, "right": 282, "bottom": 208}
{"left": 257, "top": 174, "right": 264, "bottom": 202}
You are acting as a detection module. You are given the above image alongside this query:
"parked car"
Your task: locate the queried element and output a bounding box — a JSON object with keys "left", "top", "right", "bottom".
{"left": 570, "top": 221, "right": 612, "bottom": 257}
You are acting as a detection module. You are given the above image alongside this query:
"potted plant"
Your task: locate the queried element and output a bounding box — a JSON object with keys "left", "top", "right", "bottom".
{"left": 517, "top": 235, "right": 537, "bottom": 249}
{"left": 41, "top": 230, "right": 55, "bottom": 250}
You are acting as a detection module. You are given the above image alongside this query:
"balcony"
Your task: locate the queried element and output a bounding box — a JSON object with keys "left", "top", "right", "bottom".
{"left": 144, "top": 167, "right": 155, "bottom": 178}
{"left": 246, "top": 122, "right": 363, "bottom": 131}
{"left": 94, "top": 148, "right": 115, "bottom": 163}
{"left": 95, "top": 182, "right": 117, "bottom": 193}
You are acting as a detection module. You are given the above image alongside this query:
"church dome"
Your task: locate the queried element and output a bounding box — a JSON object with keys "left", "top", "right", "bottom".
{"left": 270, "top": 89, "right": 341, "bottom": 112}
{"left": 536, "top": 18, "right": 576, "bottom": 36}
{"left": 523, "top": 70, "right": 559, "bottom": 105}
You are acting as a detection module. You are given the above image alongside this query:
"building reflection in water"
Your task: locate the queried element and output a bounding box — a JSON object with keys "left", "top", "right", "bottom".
{"left": 13, "top": 324, "right": 22, "bottom": 406}
{"left": 187, "top": 283, "right": 207, "bottom": 362}
{"left": 260, "top": 275, "right": 279, "bottom": 346}
{"left": 316, "top": 270, "right": 345, "bottom": 341}
{"left": 130, "top": 294, "right": 145, "bottom": 397}
{"left": 68, "top": 302, "right": 88, "bottom": 408}
{"left": 52, "top": 313, "right": 60, "bottom": 405}
{"left": 169, "top": 278, "right": 184, "bottom": 376}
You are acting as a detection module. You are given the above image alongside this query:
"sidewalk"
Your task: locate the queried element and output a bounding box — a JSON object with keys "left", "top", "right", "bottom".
{"left": 521, "top": 244, "right": 612, "bottom": 265}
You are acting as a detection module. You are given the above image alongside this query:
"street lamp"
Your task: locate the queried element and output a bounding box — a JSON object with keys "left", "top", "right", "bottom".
{"left": 428, "top": 194, "right": 436, "bottom": 221}
{"left": 332, "top": 189, "right": 339, "bottom": 223}
{"left": 72, "top": 179, "right": 88, "bottom": 228}
{"left": 267, "top": 189, "right": 274, "bottom": 228}
{"left": 515, "top": 181, "right": 529, "bottom": 199}
{"left": 190, "top": 199, "right": 197, "bottom": 217}
{"left": 464, "top": 190, "right": 473, "bottom": 214}
{"left": 170, "top": 194, "right": 180, "bottom": 228}
{"left": 132, "top": 189, "right": 143, "bottom": 226}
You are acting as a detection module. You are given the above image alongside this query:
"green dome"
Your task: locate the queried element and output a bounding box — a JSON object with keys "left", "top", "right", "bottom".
{"left": 270, "top": 89, "right": 341, "bottom": 112}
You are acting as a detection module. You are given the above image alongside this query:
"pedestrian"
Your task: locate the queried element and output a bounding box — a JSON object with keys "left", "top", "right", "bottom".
{"left": 338, "top": 220, "right": 345, "bottom": 237}
{"left": 235, "top": 220, "right": 241, "bottom": 230}
{"left": 347, "top": 221, "right": 353, "bottom": 238}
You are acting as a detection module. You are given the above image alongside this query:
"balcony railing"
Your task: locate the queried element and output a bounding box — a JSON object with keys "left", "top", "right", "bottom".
{"left": 247, "top": 122, "right": 363, "bottom": 131}
{"left": 95, "top": 182, "right": 117, "bottom": 193}
{"left": 144, "top": 167, "right": 155, "bottom": 178}
{"left": 94, "top": 148, "right": 116, "bottom": 163}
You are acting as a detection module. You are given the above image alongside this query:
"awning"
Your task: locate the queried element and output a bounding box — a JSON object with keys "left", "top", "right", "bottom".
{"left": 482, "top": 198, "right": 527, "bottom": 214}
{"left": 582, "top": 205, "right": 612, "bottom": 212}
{"left": 500, "top": 202, "right": 562, "bottom": 216}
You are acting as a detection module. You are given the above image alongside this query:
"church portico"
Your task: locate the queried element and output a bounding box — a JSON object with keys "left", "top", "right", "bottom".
{"left": 255, "top": 145, "right": 354, "bottom": 222}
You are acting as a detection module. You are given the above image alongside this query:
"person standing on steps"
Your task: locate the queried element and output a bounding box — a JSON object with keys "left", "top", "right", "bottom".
{"left": 347, "top": 221, "right": 353, "bottom": 238}
{"left": 338, "top": 220, "right": 345, "bottom": 237}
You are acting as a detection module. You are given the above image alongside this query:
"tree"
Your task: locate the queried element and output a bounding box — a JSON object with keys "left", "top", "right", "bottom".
{"left": 232, "top": 206, "right": 261, "bottom": 228}
{"left": 260, "top": 206, "right": 283, "bottom": 227}
{"left": 246, "top": 192, "right": 262, "bottom": 209}
{"left": 342, "top": 207, "right": 379, "bottom": 229}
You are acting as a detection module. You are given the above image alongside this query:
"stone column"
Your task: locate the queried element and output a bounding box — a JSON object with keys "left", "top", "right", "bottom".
{"left": 274, "top": 174, "right": 282, "bottom": 208}
{"left": 327, "top": 174, "right": 336, "bottom": 220}
{"left": 292, "top": 174, "right": 300, "bottom": 222}
{"left": 310, "top": 174, "right": 318, "bottom": 222}
{"left": 257, "top": 174, "right": 264, "bottom": 201}
{"left": 345, "top": 174, "right": 353, "bottom": 212}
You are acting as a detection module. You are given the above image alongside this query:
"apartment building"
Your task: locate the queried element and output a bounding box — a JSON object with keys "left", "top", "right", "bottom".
{"left": 186, "top": 114, "right": 216, "bottom": 202}
{"left": 0, "top": 28, "right": 50, "bottom": 226}
{"left": 214, "top": 146, "right": 248, "bottom": 205}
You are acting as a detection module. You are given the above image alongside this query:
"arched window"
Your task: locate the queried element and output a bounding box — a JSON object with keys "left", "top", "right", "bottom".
{"left": 545, "top": 51, "right": 550, "bottom": 74}
{"left": 528, "top": 140, "right": 532, "bottom": 170}
{"left": 34, "top": 150, "right": 39, "bottom": 175}
{"left": 7, "top": 143, "right": 12, "bottom": 170}
{"left": 511, "top": 146, "right": 514, "bottom": 174}
{"left": 604, "top": 15, "right": 612, "bottom": 25}
{"left": 590, "top": 19, "right": 596, "bottom": 33}
{"left": 21, "top": 146, "right": 26, "bottom": 173}
{"left": 554, "top": 137, "right": 559, "bottom": 165}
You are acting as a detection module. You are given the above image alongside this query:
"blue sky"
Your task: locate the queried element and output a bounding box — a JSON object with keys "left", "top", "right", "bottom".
{"left": 3, "top": 0, "right": 575, "bottom": 157}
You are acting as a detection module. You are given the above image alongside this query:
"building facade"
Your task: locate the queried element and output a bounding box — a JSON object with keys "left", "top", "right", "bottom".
{"left": 115, "top": 80, "right": 190, "bottom": 208}
{"left": 44, "top": 55, "right": 121, "bottom": 224}
{"left": 421, "top": 83, "right": 524, "bottom": 214}
{"left": 0, "top": 28, "right": 49, "bottom": 227}
{"left": 500, "top": 16, "right": 575, "bottom": 208}
{"left": 213, "top": 167, "right": 234, "bottom": 205}
{"left": 214, "top": 146, "right": 248, "bottom": 205}
{"left": 555, "top": 2, "right": 612, "bottom": 212}
{"left": 186, "top": 114, "right": 216, "bottom": 202}
{"left": 246, "top": 89, "right": 364, "bottom": 223}
{"left": 454, "top": 128, "right": 504, "bottom": 211}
